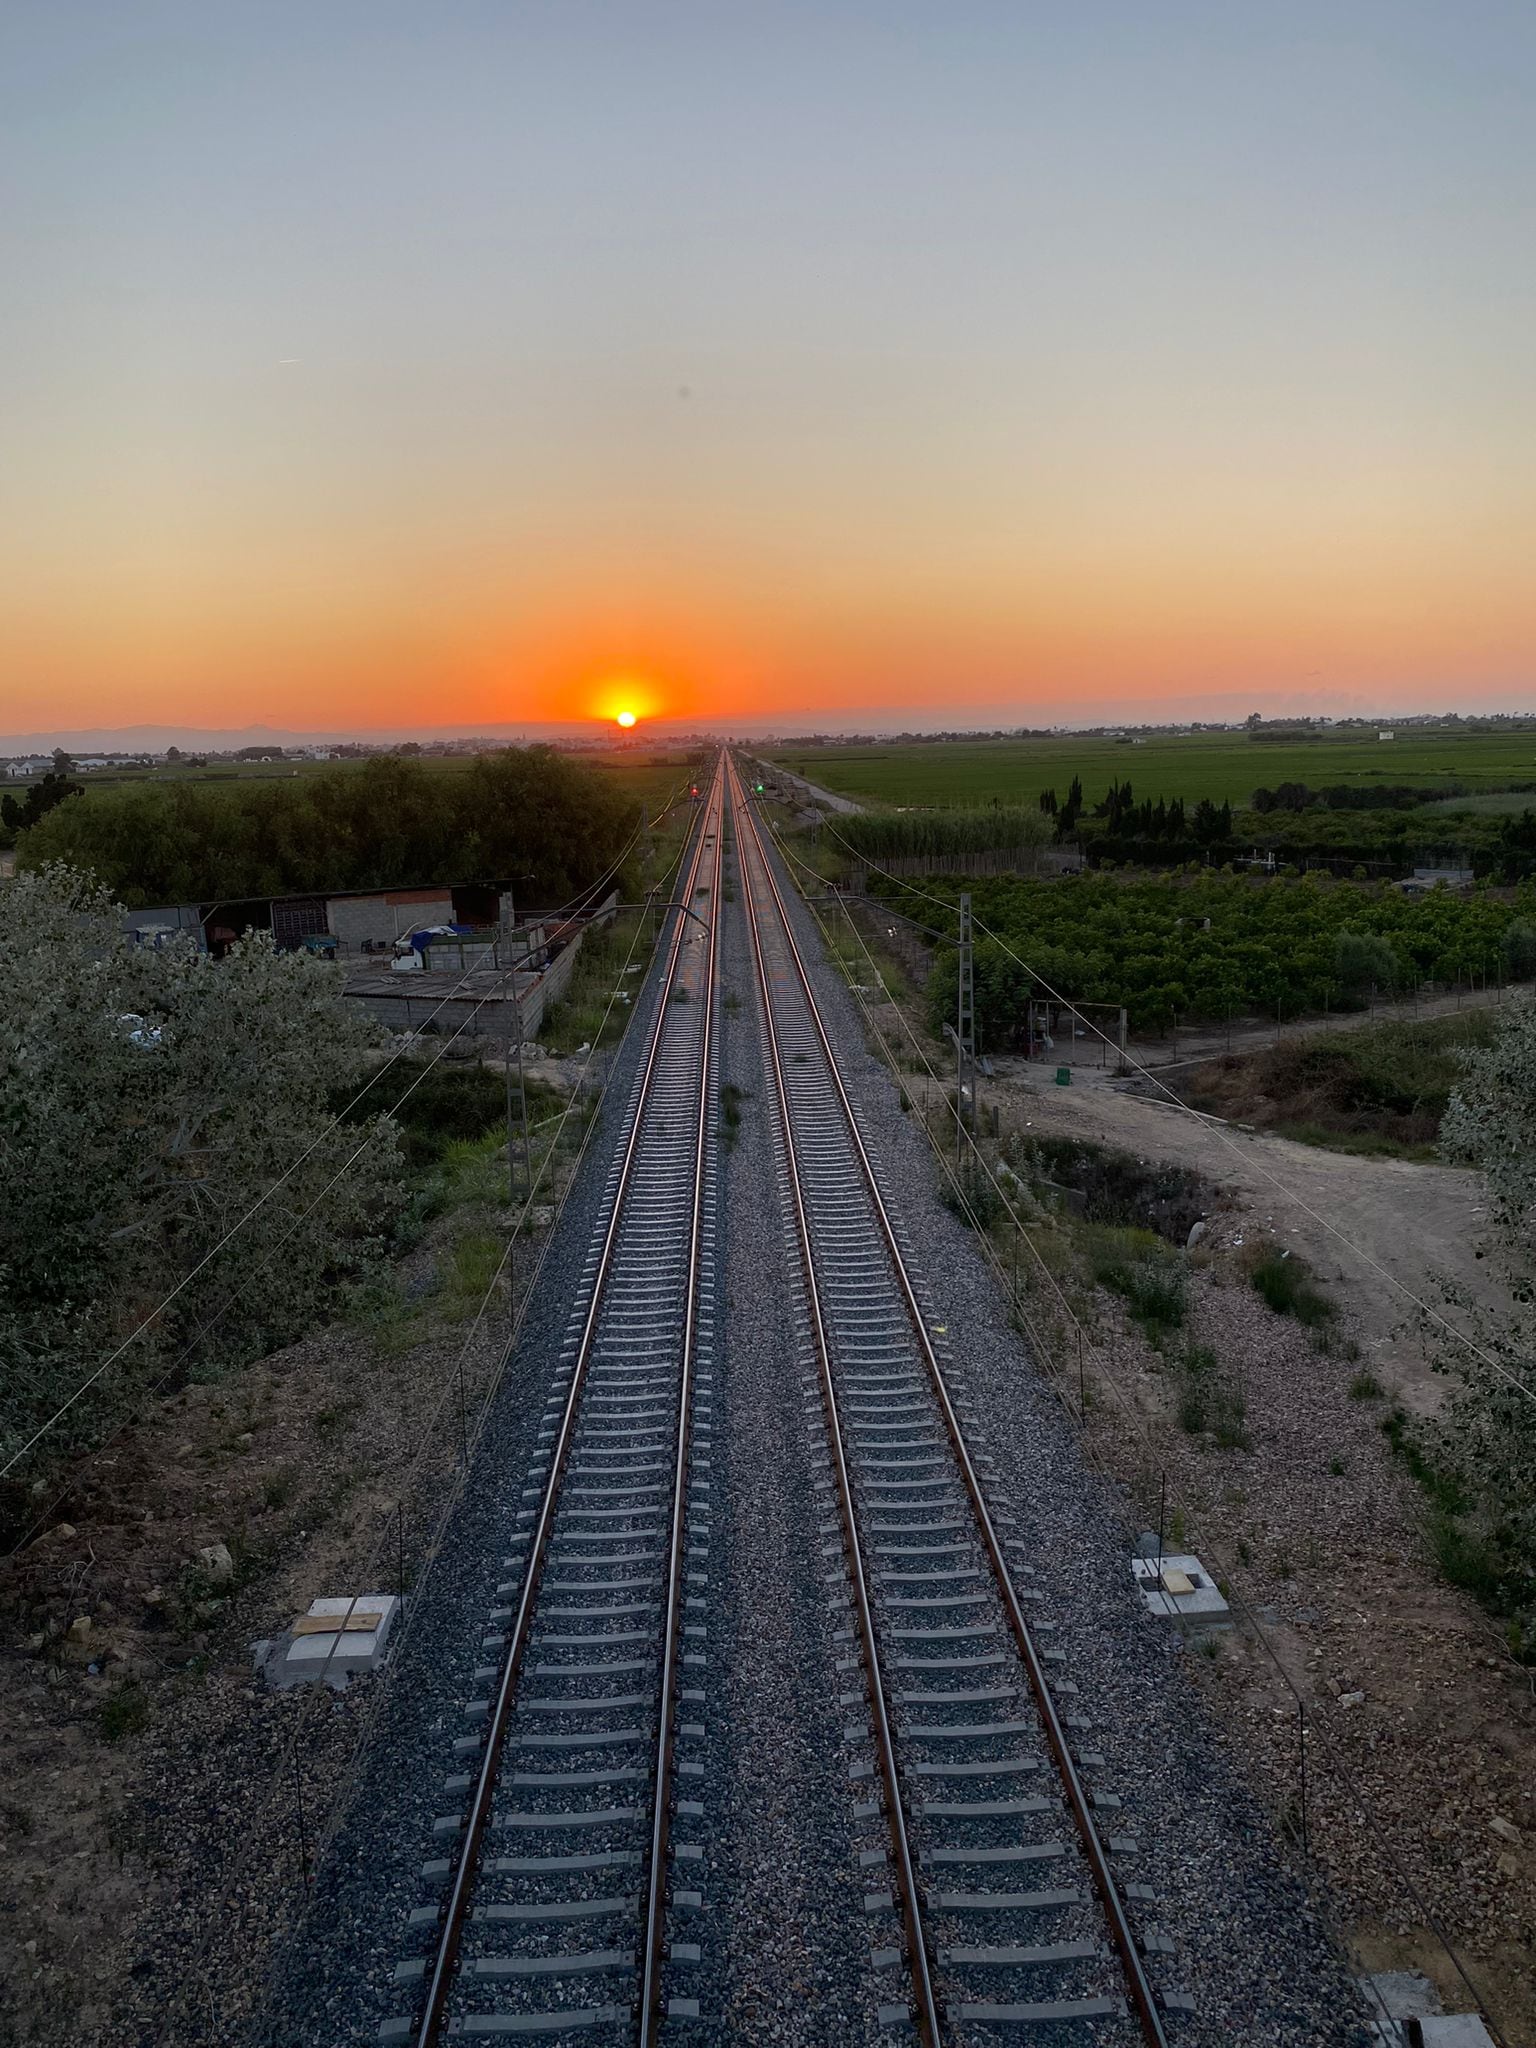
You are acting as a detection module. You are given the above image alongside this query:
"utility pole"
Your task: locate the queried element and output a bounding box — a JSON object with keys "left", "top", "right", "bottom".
{"left": 957, "top": 891, "right": 975, "bottom": 1149}
{"left": 500, "top": 886, "right": 530, "bottom": 1205}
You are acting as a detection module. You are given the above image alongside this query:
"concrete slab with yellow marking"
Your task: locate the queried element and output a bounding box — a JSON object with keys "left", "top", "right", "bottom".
{"left": 1130, "top": 1552, "right": 1231, "bottom": 1630}
{"left": 252, "top": 1593, "right": 402, "bottom": 1690}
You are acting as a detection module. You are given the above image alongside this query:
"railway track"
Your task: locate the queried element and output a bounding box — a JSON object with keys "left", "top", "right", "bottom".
{"left": 383, "top": 761, "right": 724, "bottom": 2046}
{"left": 730, "top": 755, "right": 1186, "bottom": 2044}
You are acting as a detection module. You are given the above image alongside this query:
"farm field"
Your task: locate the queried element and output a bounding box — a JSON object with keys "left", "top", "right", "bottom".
{"left": 765, "top": 729, "right": 1536, "bottom": 810}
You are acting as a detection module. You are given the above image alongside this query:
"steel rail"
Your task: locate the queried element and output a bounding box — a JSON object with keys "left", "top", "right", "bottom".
{"left": 730, "top": 756, "right": 1172, "bottom": 2047}
{"left": 637, "top": 776, "right": 722, "bottom": 2042}
{"left": 414, "top": 762, "right": 724, "bottom": 2048}
{"left": 732, "top": 762, "right": 943, "bottom": 2048}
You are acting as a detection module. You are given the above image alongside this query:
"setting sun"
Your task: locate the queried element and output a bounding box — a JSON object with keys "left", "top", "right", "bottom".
{"left": 615, "top": 710, "right": 637, "bottom": 729}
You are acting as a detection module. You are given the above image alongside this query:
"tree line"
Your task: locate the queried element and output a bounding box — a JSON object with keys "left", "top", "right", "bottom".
{"left": 1022, "top": 773, "right": 1536, "bottom": 879}
{"left": 833, "top": 803, "right": 1052, "bottom": 863}
{"left": 13, "top": 749, "right": 639, "bottom": 907}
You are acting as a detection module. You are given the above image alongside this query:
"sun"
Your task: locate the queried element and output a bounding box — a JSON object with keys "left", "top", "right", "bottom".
{"left": 615, "top": 709, "right": 637, "bottom": 729}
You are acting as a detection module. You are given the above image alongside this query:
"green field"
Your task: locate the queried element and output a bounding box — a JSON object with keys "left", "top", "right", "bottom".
{"left": 766, "top": 730, "right": 1536, "bottom": 811}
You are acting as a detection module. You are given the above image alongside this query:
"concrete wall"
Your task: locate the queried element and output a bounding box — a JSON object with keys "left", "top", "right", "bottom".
{"left": 328, "top": 889, "right": 453, "bottom": 949}
{"left": 355, "top": 891, "right": 618, "bottom": 1042}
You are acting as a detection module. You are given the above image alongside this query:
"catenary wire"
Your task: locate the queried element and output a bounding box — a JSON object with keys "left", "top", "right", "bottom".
{"left": 0, "top": 806, "right": 665, "bottom": 1482}
{"left": 761, "top": 797, "right": 1507, "bottom": 2042}
{"left": 816, "top": 817, "right": 1536, "bottom": 1415}
{"left": 145, "top": 818, "right": 700, "bottom": 2046}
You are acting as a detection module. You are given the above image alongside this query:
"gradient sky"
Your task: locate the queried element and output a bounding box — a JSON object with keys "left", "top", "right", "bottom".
{"left": 3, "top": 1, "right": 1535, "bottom": 735}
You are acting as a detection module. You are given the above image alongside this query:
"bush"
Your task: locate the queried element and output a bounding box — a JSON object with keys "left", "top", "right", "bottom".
{"left": 1334, "top": 929, "right": 1402, "bottom": 997}
{"left": 98, "top": 1683, "right": 151, "bottom": 1743}
{"left": 1249, "top": 1249, "right": 1334, "bottom": 1326}
{"left": 337, "top": 1058, "right": 528, "bottom": 1173}
{"left": 941, "top": 1161, "right": 1005, "bottom": 1232}
{"left": 1008, "top": 1133, "right": 1207, "bottom": 1243}
{"left": 0, "top": 867, "right": 402, "bottom": 1495}
{"left": 1086, "top": 1226, "right": 1187, "bottom": 1335}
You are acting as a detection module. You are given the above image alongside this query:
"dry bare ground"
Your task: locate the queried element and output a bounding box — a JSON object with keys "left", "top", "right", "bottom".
{"left": 991, "top": 1060, "right": 1536, "bottom": 2041}
{"left": 994, "top": 1059, "right": 1501, "bottom": 1411}
{"left": 0, "top": 1280, "right": 510, "bottom": 2048}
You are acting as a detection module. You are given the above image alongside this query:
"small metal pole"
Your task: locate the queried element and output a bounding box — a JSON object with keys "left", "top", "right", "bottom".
{"left": 1155, "top": 1470, "right": 1167, "bottom": 1577}
{"left": 396, "top": 1501, "right": 407, "bottom": 1606}
{"left": 457, "top": 1360, "right": 469, "bottom": 1467}
{"left": 1077, "top": 1325, "right": 1086, "bottom": 1418}
{"left": 514, "top": 1016, "right": 530, "bottom": 1202}
{"left": 292, "top": 1735, "right": 310, "bottom": 1882}
{"left": 957, "top": 891, "right": 974, "bottom": 1137}
{"left": 1298, "top": 1699, "right": 1309, "bottom": 1857}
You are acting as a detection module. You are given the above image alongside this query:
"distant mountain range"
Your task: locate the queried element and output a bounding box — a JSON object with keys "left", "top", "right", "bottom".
{"left": 5, "top": 692, "right": 1532, "bottom": 756}
{"left": 0, "top": 720, "right": 699, "bottom": 754}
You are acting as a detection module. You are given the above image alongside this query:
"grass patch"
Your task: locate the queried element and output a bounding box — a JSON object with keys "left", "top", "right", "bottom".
{"left": 1175, "top": 1341, "right": 1251, "bottom": 1449}
{"left": 766, "top": 729, "right": 1536, "bottom": 811}
{"left": 1348, "top": 1368, "right": 1385, "bottom": 1400}
{"left": 1248, "top": 1247, "right": 1334, "bottom": 1326}
{"left": 345, "top": 1273, "right": 425, "bottom": 1356}
{"left": 261, "top": 1466, "right": 299, "bottom": 1510}
{"left": 1269, "top": 1121, "right": 1442, "bottom": 1164}
{"left": 436, "top": 1130, "right": 510, "bottom": 1209}
{"left": 314, "top": 1395, "right": 364, "bottom": 1436}
{"left": 440, "top": 1231, "right": 504, "bottom": 1319}
{"left": 541, "top": 910, "right": 654, "bottom": 1055}
{"left": 1084, "top": 1224, "right": 1187, "bottom": 1338}
{"left": 98, "top": 1683, "right": 151, "bottom": 1742}
{"left": 719, "top": 1083, "right": 747, "bottom": 1151}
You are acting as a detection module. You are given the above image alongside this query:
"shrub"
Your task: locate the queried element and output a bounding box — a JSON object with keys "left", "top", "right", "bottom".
{"left": 941, "top": 1162, "right": 1005, "bottom": 1232}
{"left": 1249, "top": 1249, "right": 1334, "bottom": 1326}
{"left": 1086, "top": 1226, "right": 1187, "bottom": 1334}
{"left": 99, "top": 1683, "right": 151, "bottom": 1743}
{"left": 1176, "top": 1342, "right": 1249, "bottom": 1448}
{"left": 0, "top": 867, "right": 402, "bottom": 1494}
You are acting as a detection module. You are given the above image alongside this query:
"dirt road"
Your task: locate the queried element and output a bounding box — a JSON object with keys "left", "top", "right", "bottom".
{"left": 991, "top": 1059, "right": 1500, "bottom": 1405}
{"left": 1045, "top": 979, "right": 1514, "bottom": 1076}
{"left": 753, "top": 757, "right": 863, "bottom": 815}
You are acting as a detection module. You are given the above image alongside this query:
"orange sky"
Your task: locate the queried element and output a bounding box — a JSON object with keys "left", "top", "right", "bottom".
{"left": 4, "top": 6, "right": 1536, "bottom": 737}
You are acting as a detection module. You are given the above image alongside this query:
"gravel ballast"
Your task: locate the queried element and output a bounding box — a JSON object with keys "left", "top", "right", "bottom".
{"left": 748, "top": 809, "right": 1375, "bottom": 2047}
{"left": 255, "top": 780, "right": 1381, "bottom": 2048}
